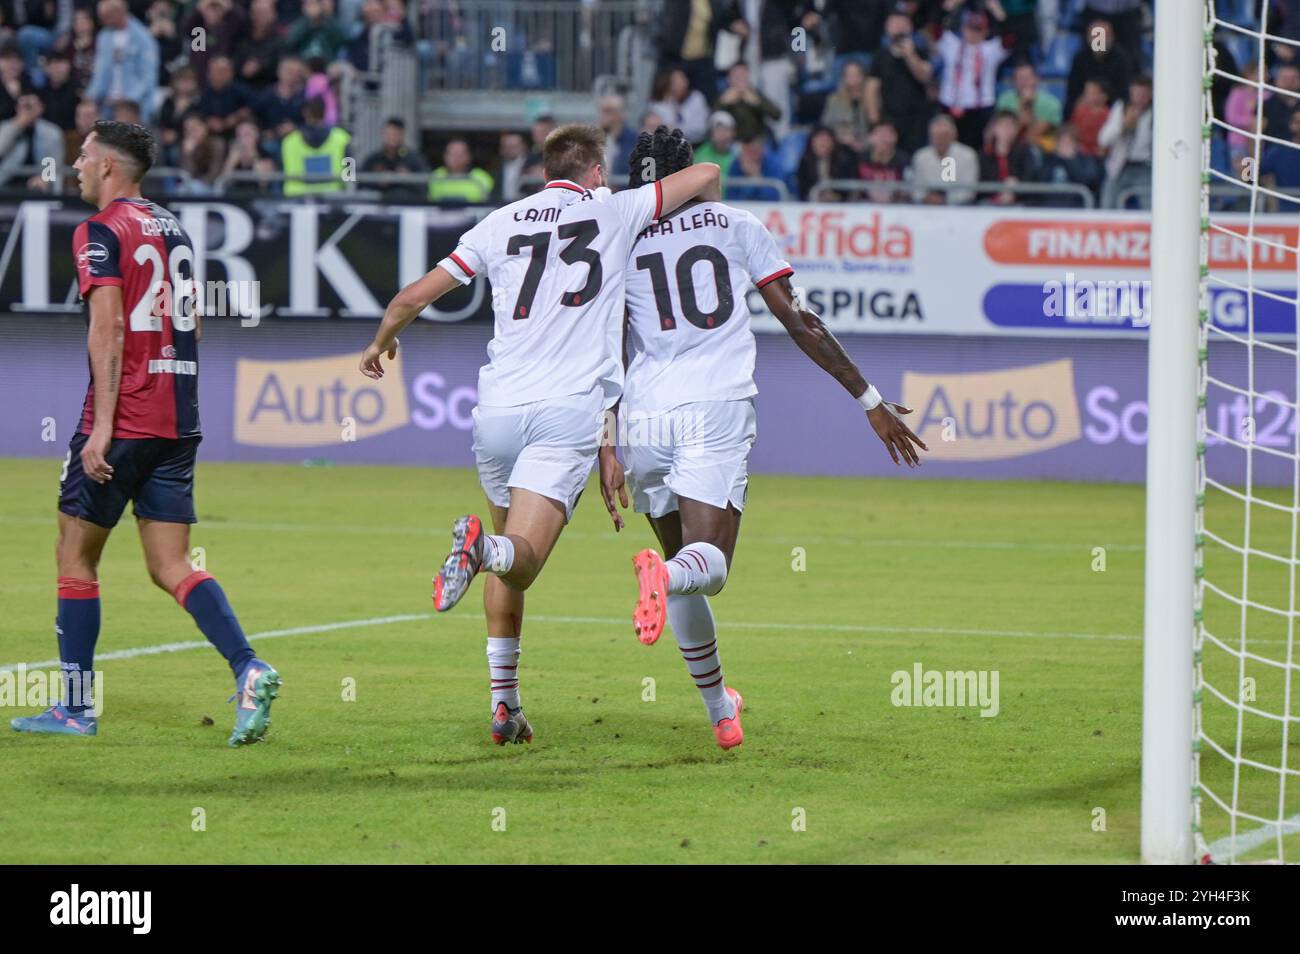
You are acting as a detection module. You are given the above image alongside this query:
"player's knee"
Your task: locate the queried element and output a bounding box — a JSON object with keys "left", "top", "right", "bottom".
{"left": 683, "top": 540, "right": 729, "bottom": 596}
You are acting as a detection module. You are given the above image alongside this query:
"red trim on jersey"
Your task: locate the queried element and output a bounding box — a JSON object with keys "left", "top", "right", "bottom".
{"left": 755, "top": 266, "right": 794, "bottom": 289}
{"left": 448, "top": 252, "right": 475, "bottom": 278}
{"left": 83, "top": 277, "right": 124, "bottom": 287}
{"left": 173, "top": 570, "right": 215, "bottom": 608}
{"left": 544, "top": 180, "right": 587, "bottom": 194}
{"left": 57, "top": 577, "right": 100, "bottom": 600}
{"left": 653, "top": 180, "right": 663, "bottom": 219}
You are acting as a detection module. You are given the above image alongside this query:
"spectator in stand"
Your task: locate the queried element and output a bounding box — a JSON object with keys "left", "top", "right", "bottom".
{"left": 996, "top": 61, "right": 1062, "bottom": 147}
{"left": 657, "top": 0, "right": 745, "bottom": 100}
{"left": 66, "top": 96, "right": 98, "bottom": 165}
{"left": 86, "top": 0, "right": 159, "bottom": 122}
{"left": 111, "top": 98, "right": 141, "bottom": 124}
{"left": 1077, "top": 1, "right": 1145, "bottom": 68}
{"left": 599, "top": 93, "right": 638, "bottom": 181}
{"left": 824, "top": 0, "right": 890, "bottom": 62}
{"left": 1099, "top": 73, "right": 1153, "bottom": 208}
{"left": 640, "top": 108, "right": 665, "bottom": 134}
{"left": 1264, "top": 63, "right": 1300, "bottom": 141}
{"left": 180, "top": 0, "right": 246, "bottom": 91}
{"left": 495, "top": 130, "right": 528, "bottom": 201}
{"left": 1069, "top": 77, "right": 1110, "bottom": 156}
{"left": 998, "top": 0, "right": 1039, "bottom": 62}
{"left": 694, "top": 109, "right": 738, "bottom": 193}
{"left": 0, "top": 43, "right": 28, "bottom": 122}
{"left": 159, "top": 66, "right": 201, "bottom": 159}
{"left": 1065, "top": 18, "right": 1130, "bottom": 116}
{"left": 287, "top": 0, "right": 346, "bottom": 62}
{"left": 648, "top": 67, "right": 709, "bottom": 144}
{"left": 221, "top": 117, "right": 277, "bottom": 188}
{"left": 360, "top": 116, "right": 427, "bottom": 195}
{"left": 1036, "top": 124, "right": 1103, "bottom": 206}
{"left": 715, "top": 61, "right": 780, "bottom": 142}
{"left": 754, "top": 0, "right": 801, "bottom": 139}
{"left": 936, "top": 8, "right": 1009, "bottom": 150}
{"left": 53, "top": 8, "right": 97, "bottom": 93}
{"left": 428, "top": 137, "right": 493, "bottom": 203}
{"left": 1224, "top": 59, "right": 1269, "bottom": 166}
{"left": 13, "top": 0, "right": 61, "bottom": 82}
{"left": 523, "top": 113, "right": 554, "bottom": 171}
{"left": 796, "top": 124, "right": 860, "bottom": 200}
{"left": 345, "top": 0, "right": 411, "bottom": 73}
{"left": 254, "top": 55, "right": 306, "bottom": 143}
{"left": 179, "top": 110, "right": 227, "bottom": 189}
{"left": 38, "top": 51, "right": 77, "bottom": 130}
{"left": 1260, "top": 108, "right": 1300, "bottom": 214}
{"left": 868, "top": 11, "right": 934, "bottom": 154}
{"left": 979, "top": 110, "right": 1038, "bottom": 204}
{"left": 199, "top": 55, "right": 253, "bottom": 140}
{"left": 280, "top": 96, "right": 351, "bottom": 196}
{"left": 859, "top": 119, "right": 910, "bottom": 204}
{"left": 821, "top": 61, "right": 872, "bottom": 152}
{"left": 236, "top": 0, "right": 287, "bottom": 89}
{"left": 147, "top": 0, "right": 183, "bottom": 86}
{"left": 911, "top": 112, "right": 979, "bottom": 204}
{"left": 0, "top": 91, "right": 61, "bottom": 189}
{"left": 725, "top": 133, "right": 783, "bottom": 200}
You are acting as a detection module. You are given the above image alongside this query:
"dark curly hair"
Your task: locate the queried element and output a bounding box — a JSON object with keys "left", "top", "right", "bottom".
{"left": 91, "top": 120, "right": 156, "bottom": 182}
{"left": 627, "top": 125, "right": 693, "bottom": 186}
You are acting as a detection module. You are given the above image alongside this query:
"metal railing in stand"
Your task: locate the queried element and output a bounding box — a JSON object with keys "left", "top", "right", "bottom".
{"left": 0, "top": 164, "right": 199, "bottom": 195}
{"left": 810, "top": 178, "right": 1096, "bottom": 207}
{"left": 516, "top": 174, "right": 791, "bottom": 201}
{"left": 1118, "top": 182, "right": 1300, "bottom": 210}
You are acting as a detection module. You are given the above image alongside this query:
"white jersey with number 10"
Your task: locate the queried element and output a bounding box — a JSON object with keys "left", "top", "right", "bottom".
{"left": 623, "top": 200, "right": 792, "bottom": 415}
{"left": 438, "top": 178, "right": 663, "bottom": 409}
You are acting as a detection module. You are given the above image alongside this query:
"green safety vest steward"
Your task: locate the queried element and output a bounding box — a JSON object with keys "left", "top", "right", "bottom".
{"left": 428, "top": 167, "right": 494, "bottom": 203}
{"left": 281, "top": 127, "right": 352, "bottom": 197}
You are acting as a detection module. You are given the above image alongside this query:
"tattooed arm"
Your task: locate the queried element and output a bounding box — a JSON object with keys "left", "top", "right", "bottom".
{"left": 758, "top": 275, "right": 927, "bottom": 467}
{"left": 82, "top": 285, "right": 125, "bottom": 484}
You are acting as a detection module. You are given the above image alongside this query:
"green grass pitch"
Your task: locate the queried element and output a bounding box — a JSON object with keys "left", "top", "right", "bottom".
{"left": 0, "top": 457, "right": 1187, "bottom": 863}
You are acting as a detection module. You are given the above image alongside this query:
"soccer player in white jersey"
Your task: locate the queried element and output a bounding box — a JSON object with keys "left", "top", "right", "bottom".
{"left": 601, "top": 127, "right": 928, "bottom": 749}
{"left": 359, "top": 124, "right": 721, "bottom": 745}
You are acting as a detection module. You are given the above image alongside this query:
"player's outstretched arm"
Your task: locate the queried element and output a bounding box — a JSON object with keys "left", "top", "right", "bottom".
{"left": 759, "top": 276, "right": 928, "bottom": 468}
{"left": 360, "top": 265, "right": 461, "bottom": 379}
{"left": 656, "top": 162, "right": 721, "bottom": 219}
{"left": 83, "top": 285, "right": 125, "bottom": 484}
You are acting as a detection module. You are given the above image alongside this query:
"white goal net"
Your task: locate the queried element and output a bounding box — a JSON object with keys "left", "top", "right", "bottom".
{"left": 1196, "top": 0, "right": 1300, "bottom": 864}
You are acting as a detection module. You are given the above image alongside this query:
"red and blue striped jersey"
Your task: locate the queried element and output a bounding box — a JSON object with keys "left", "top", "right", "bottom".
{"left": 73, "top": 197, "right": 201, "bottom": 440}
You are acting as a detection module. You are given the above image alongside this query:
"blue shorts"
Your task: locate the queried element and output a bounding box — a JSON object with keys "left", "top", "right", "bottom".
{"left": 58, "top": 433, "right": 201, "bottom": 529}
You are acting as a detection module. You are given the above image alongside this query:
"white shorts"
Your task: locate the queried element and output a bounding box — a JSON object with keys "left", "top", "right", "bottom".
{"left": 624, "top": 399, "right": 756, "bottom": 519}
{"left": 472, "top": 386, "right": 605, "bottom": 522}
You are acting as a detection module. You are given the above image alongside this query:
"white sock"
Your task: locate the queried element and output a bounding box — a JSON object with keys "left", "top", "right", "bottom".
{"left": 665, "top": 542, "right": 728, "bottom": 596}
{"left": 668, "top": 594, "right": 734, "bottom": 723}
{"left": 486, "top": 636, "right": 521, "bottom": 710}
{"left": 483, "top": 535, "right": 515, "bottom": 575}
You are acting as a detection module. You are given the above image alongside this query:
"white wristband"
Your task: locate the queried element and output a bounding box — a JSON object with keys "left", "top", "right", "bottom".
{"left": 857, "top": 384, "right": 883, "bottom": 411}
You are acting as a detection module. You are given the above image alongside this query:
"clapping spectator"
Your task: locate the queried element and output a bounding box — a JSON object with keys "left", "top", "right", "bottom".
{"left": 715, "top": 61, "right": 780, "bottom": 142}
{"left": 0, "top": 91, "right": 62, "bottom": 189}
{"left": 1099, "top": 74, "right": 1154, "bottom": 208}
{"left": 221, "top": 117, "right": 277, "bottom": 189}
{"left": 796, "top": 124, "right": 859, "bottom": 200}
{"left": 1036, "top": 124, "right": 1103, "bottom": 206}
{"left": 86, "top": 0, "right": 159, "bottom": 122}
{"left": 821, "top": 61, "right": 872, "bottom": 152}
{"left": 868, "top": 11, "right": 935, "bottom": 154}
{"left": 648, "top": 67, "right": 709, "bottom": 144}
{"left": 911, "top": 112, "right": 979, "bottom": 204}
{"left": 859, "top": 119, "right": 910, "bottom": 204}
{"left": 979, "top": 110, "right": 1038, "bottom": 204}
{"left": 996, "top": 61, "right": 1062, "bottom": 147}
{"left": 936, "top": 8, "right": 1009, "bottom": 149}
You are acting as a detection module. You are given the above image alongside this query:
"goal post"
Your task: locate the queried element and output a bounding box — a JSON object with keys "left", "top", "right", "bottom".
{"left": 1142, "top": 0, "right": 1205, "bottom": 865}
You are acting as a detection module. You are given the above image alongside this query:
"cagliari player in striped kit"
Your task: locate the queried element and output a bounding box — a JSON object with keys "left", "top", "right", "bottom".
{"left": 10, "top": 122, "right": 280, "bottom": 746}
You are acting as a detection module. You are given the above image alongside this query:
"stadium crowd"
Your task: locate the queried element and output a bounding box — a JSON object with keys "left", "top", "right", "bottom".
{"left": 0, "top": 0, "right": 1293, "bottom": 207}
